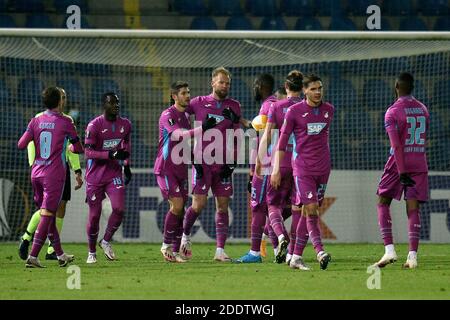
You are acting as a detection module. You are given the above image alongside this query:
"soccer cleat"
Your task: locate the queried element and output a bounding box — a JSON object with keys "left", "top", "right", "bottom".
{"left": 402, "top": 253, "right": 418, "bottom": 269}
{"left": 214, "top": 251, "right": 232, "bottom": 262}
{"left": 174, "top": 253, "right": 188, "bottom": 263}
{"left": 234, "top": 252, "right": 262, "bottom": 263}
{"left": 160, "top": 246, "right": 176, "bottom": 262}
{"left": 18, "top": 238, "right": 30, "bottom": 260}
{"left": 275, "top": 238, "right": 289, "bottom": 264}
{"left": 373, "top": 251, "right": 397, "bottom": 268}
{"left": 180, "top": 238, "right": 192, "bottom": 260}
{"left": 45, "top": 252, "right": 58, "bottom": 260}
{"left": 260, "top": 239, "right": 267, "bottom": 258}
{"left": 317, "top": 251, "right": 332, "bottom": 270}
{"left": 58, "top": 254, "right": 75, "bottom": 267}
{"left": 286, "top": 253, "right": 292, "bottom": 265}
{"left": 289, "top": 257, "right": 311, "bottom": 271}
{"left": 99, "top": 240, "right": 116, "bottom": 261}
{"left": 25, "top": 256, "right": 45, "bottom": 268}
{"left": 86, "top": 253, "right": 97, "bottom": 264}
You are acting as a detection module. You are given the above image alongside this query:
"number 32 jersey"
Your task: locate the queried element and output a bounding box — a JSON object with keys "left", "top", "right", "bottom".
{"left": 384, "top": 95, "right": 430, "bottom": 173}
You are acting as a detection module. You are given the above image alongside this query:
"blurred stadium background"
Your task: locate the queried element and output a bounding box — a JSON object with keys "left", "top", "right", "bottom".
{"left": 0, "top": 0, "right": 449, "bottom": 246}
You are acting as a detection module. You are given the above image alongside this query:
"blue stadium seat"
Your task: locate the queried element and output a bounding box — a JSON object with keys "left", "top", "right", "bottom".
{"left": 0, "top": 80, "right": 11, "bottom": 105}
{"left": 260, "top": 17, "right": 287, "bottom": 30}
{"left": 17, "top": 78, "right": 45, "bottom": 108}
{"left": 25, "top": 14, "right": 54, "bottom": 28}
{"left": 379, "top": 17, "right": 392, "bottom": 31}
{"left": 399, "top": 17, "right": 428, "bottom": 31}
{"left": 413, "top": 80, "right": 430, "bottom": 107}
{"left": 57, "top": 79, "right": 85, "bottom": 106}
{"left": 91, "top": 78, "right": 121, "bottom": 105}
{"left": 177, "top": 0, "right": 208, "bottom": 16}
{"left": 434, "top": 17, "right": 450, "bottom": 30}
{"left": 54, "top": 0, "right": 88, "bottom": 13}
{"left": 76, "top": 62, "right": 112, "bottom": 77}
{"left": 190, "top": 16, "right": 218, "bottom": 30}
{"left": 329, "top": 16, "right": 357, "bottom": 30}
{"left": 210, "top": 0, "right": 243, "bottom": 16}
{"left": 247, "top": 0, "right": 278, "bottom": 17}
{"left": 15, "top": 0, "right": 45, "bottom": 12}
{"left": 294, "top": 17, "right": 322, "bottom": 30}
{"left": 0, "top": 110, "right": 26, "bottom": 139}
{"left": 315, "top": 0, "right": 343, "bottom": 16}
{"left": 346, "top": 0, "right": 376, "bottom": 16}
{"left": 281, "top": 0, "right": 314, "bottom": 17}
{"left": 383, "top": 0, "right": 414, "bottom": 16}
{"left": 433, "top": 79, "right": 450, "bottom": 110}
{"left": 0, "top": 15, "right": 16, "bottom": 28}
{"left": 418, "top": 0, "right": 448, "bottom": 16}
{"left": 327, "top": 79, "right": 358, "bottom": 110}
{"left": 225, "top": 16, "right": 253, "bottom": 30}
{"left": 362, "top": 79, "right": 392, "bottom": 110}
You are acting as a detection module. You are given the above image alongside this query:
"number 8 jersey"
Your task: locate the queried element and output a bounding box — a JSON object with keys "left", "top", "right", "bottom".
{"left": 26, "top": 110, "right": 80, "bottom": 180}
{"left": 384, "top": 95, "right": 430, "bottom": 173}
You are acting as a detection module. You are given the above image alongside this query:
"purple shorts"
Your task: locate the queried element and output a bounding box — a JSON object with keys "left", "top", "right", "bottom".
{"left": 192, "top": 165, "right": 233, "bottom": 197}
{"left": 156, "top": 173, "right": 188, "bottom": 202}
{"left": 86, "top": 175, "right": 125, "bottom": 211}
{"left": 377, "top": 169, "right": 429, "bottom": 202}
{"left": 267, "top": 167, "right": 294, "bottom": 207}
{"left": 31, "top": 177, "right": 65, "bottom": 213}
{"left": 250, "top": 174, "right": 268, "bottom": 209}
{"left": 293, "top": 173, "right": 330, "bottom": 206}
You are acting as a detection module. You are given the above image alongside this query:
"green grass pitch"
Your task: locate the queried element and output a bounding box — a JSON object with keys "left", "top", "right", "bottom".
{"left": 0, "top": 243, "right": 449, "bottom": 300}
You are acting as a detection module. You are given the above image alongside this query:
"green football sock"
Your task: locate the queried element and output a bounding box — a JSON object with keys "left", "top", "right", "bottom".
{"left": 47, "top": 217, "right": 64, "bottom": 254}
{"left": 22, "top": 210, "right": 41, "bottom": 241}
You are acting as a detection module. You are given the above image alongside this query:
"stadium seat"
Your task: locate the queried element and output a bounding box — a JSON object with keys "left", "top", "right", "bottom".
{"left": 76, "top": 62, "right": 112, "bottom": 77}
{"left": 0, "top": 15, "right": 16, "bottom": 28}
{"left": 346, "top": 0, "right": 376, "bottom": 16}
{"left": 225, "top": 16, "right": 253, "bottom": 30}
{"left": 413, "top": 79, "right": 430, "bottom": 107}
{"left": 399, "top": 17, "right": 428, "bottom": 31}
{"left": 190, "top": 17, "right": 218, "bottom": 30}
{"left": 280, "top": 0, "right": 314, "bottom": 17}
{"left": 329, "top": 16, "right": 357, "bottom": 30}
{"left": 91, "top": 78, "right": 121, "bottom": 104}
{"left": 418, "top": 0, "right": 448, "bottom": 16}
{"left": 327, "top": 79, "right": 358, "bottom": 111}
{"left": 247, "top": 0, "right": 278, "bottom": 17}
{"left": 57, "top": 78, "right": 85, "bottom": 106}
{"left": 362, "top": 79, "right": 392, "bottom": 110}
{"left": 260, "top": 17, "right": 287, "bottom": 30}
{"left": 210, "top": 0, "right": 243, "bottom": 16}
{"left": 15, "top": 0, "right": 45, "bottom": 12}
{"left": 434, "top": 17, "right": 450, "bottom": 30}
{"left": 54, "top": 0, "right": 88, "bottom": 13}
{"left": 177, "top": 0, "right": 208, "bottom": 16}
{"left": 383, "top": 0, "right": 414, "bottom": 16}
{"left": 0, "top": 80, "right": 11, "bottom": 105}
{"left": 433, "top": 79, "right": 450, "bottom": 110}
{"left": 315, "top": 0, "right": 343, "bottom": 16}
{"left": 294, "top": 17, "right": 322, "bottom": 30}
{"left": 25, "top": 14, "right": 54, "bottom": 28}
{"left": 17, "top": 78, "right": 45, "bottom": 108}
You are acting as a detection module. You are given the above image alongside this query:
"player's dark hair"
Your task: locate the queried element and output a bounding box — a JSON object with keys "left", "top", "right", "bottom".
{"left": 285, "top": 70, "right": 303, "bottom": 91}
{"left": 170, "top": 81, "right": 189, "bottom": 104}
{"left": 303, "top": 74, "right": 322, "bottom": 88}
{"left": 396, "top": 72, "right": 414, "bottom": 94}
{"left": 102, "top": 92, "right": 119, "bottom": 106}
{"left": 42, "top": 87, "right": 61, "bottom": 109}
{"left": 256, "top": 73, "right": 275, "bottom": 91}
{"left": 276, "top": 85, "right": 287, "bottom": 95}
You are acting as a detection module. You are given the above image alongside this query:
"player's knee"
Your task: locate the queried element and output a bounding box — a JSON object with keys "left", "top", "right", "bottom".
{"left": 304, "top": 204, "right": 318, "bottom": 216}
{"left": 378, "top": 196, "right": 392, "bottom": 206}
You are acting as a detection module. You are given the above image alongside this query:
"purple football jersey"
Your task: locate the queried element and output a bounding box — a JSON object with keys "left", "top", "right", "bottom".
{"left": 185, "top": 94, "right": 241, "bottom": 168}
{"left": 25, "top": 110, "right": 79, "bottom": 180}
{"left": 384, "top": 95, "right": 429, "bottom": 173}
{"left": 85, "top": 115, "right": 132, "bottom": 184}
{"left": 280, "top": 99, "right": 334, "bottom": 176}
{"left": 267, "top": 96, "right": 302, "bottom": 168}
{"left": 154, "top": 105, "right": 191, "bottom": 176}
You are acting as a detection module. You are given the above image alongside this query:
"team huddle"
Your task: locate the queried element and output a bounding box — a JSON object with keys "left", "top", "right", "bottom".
{"left": 17, "top": 67, "right": 429, "bottom": 271}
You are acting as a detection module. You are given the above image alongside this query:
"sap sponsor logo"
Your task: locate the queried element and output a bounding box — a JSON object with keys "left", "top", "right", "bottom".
{"left": 103, "top": 139, "right": 121, "bottom": 150}
{"left": 307, "top": 123, "right": 326, "bottom": 135}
